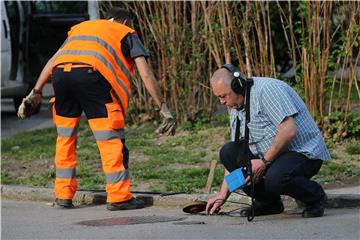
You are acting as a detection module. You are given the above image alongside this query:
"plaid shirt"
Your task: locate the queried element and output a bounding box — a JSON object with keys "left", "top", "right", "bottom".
{"left": 230, "top": 77, "right": 330, "bottom": 161}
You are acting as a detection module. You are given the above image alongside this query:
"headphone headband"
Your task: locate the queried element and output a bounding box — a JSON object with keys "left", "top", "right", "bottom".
{"left": 222, "top": 64, "right": 245, "bottom": 95}
{"left": 222, "top": 64, "right": 241, "bottom": 79}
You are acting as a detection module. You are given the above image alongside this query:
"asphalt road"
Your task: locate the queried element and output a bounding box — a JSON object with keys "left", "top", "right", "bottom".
{"left": 2, "top": 199, "right": 360, "bottom": 240}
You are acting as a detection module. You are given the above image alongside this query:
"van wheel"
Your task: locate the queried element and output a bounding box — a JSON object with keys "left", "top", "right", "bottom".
{"left": 13, "top": 97, "right": 41, "bottom": 114}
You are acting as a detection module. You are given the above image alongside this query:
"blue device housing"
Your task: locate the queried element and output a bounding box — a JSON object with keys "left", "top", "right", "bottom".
{"left": 225, "top": 168, "right": 246, "bottom": 192}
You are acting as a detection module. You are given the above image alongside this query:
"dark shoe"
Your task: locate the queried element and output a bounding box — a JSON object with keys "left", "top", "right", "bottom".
{"left": 55, "top": 198, "right": 74, "bottom": 209}
{"left": 302, "top": 195, "right": 327, "bottom": 218}
{"left": 107, "top": 197, "right": 145, "bottom": 211}
{"left": 240, "top": 201, "right": 284, "bottom": 217}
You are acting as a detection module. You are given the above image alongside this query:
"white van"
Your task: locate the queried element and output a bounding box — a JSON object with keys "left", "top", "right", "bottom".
{"left": 1, "top": 1, "right": 98, "bottom": 112}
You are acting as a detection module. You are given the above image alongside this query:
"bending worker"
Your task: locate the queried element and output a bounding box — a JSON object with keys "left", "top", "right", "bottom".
{"left": 17, "top": 8, "right": 176, "bottom": 211}
{"left": 206, "top": 64, "right": 330, "bottom": 218}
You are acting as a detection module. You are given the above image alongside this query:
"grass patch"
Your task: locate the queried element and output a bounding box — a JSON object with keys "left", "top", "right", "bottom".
{"left": 1, "top": 128, "right": 57, "bottom": 162}
{"left": 2, "top": 119, "right": 359, "bottom": 193}
{"left": 1, "top": 120, "right": 228, "bottom": 193}
{"left": 315, "top": 161, "right": 360, "bottom": 185}
{"left": 345, "top": 141, "right": 360, "bottom": 155}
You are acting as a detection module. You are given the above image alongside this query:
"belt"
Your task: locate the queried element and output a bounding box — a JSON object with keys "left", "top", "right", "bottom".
{"left": 56, "top": 63, "right": 93, "bottom": 72}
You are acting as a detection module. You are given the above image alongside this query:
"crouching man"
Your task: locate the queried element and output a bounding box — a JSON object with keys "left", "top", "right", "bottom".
{"left": 206, "top": 64, "right": 330, "bottom": 218}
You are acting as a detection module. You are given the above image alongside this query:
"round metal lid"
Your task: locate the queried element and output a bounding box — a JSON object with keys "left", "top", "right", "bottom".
{"left": 182, "top": 200, "right": 207, "bottom": 214}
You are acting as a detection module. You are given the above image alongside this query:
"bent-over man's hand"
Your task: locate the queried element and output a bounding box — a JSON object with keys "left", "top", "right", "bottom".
{"left": 156, "top": 102, "right": 176, "bottom": 136}
{"left": 17, "top": 89, "right": 43, "bottom": 119}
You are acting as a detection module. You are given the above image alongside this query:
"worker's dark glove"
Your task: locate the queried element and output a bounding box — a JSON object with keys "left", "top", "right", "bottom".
{"left": 17, "top": 89, "right": 43, "bottom": 119}
{"left": 156, "top": 102, "right": 176, "bottom": 136}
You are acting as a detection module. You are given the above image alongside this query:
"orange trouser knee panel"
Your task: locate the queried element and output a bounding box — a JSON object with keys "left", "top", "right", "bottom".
{"left": 55, "top": 136, "right": 77, "bottom": 168}
{"left": 96, "top": 139, "right": 124, "bottom": 172}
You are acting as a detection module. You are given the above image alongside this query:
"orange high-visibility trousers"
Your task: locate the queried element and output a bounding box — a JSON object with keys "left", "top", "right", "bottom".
{"left": 52, "top": 66, "right": 132, "bottom": 203}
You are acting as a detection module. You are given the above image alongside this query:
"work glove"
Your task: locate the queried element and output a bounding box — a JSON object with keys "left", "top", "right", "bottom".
{"left": 17, "top": 89, "right": 43, "bottom": 119}
{"left": 156, "top": 102, "right": 176, "bottom": 136}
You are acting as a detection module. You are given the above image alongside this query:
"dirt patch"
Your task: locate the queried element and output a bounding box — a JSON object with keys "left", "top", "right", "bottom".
{"left": 167, "top": 163, "right": 209, "bottom": 170}
{"left": 2, "top": 155, "right": 54, "bottom": 178}
{"left": 154, "top": 129, "right": 189, "bottom": 145}
{"left": 322, "top": 176, "right": 360, "bottom": 189}
{"left": 329, "top": 138, "right": 360, "bottom": 166}
{"left": 129, "top": 151, "right": 150, "bottom": 163}
{"left": 131, "top": 179, "right": 165, "bottom": 192}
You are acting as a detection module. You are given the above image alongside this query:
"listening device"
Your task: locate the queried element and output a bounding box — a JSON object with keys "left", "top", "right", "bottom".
{"left": 222, "top": 64, "right": 246, "bottom": 95}
{"left": 225, "top": 167, "right": 247, "bottom": 192}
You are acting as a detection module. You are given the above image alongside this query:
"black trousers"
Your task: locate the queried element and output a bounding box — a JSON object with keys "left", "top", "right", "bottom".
{"left": 220, "top": 141, "right": 326, "bottom": 205}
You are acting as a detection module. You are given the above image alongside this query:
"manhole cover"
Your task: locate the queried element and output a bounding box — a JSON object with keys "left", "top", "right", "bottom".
{"left": 173, "top": 221, "right": 207, "bottom": 225}
{"left": 77, "top": 216, "right": 187, "bottom": 226}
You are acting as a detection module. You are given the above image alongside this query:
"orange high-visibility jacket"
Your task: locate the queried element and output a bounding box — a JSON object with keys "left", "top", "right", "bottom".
{"left": 53, "top": 19, "right": 135, "bottom": 114}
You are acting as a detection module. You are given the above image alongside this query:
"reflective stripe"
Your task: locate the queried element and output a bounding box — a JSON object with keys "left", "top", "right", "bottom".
{"left": 93, "top": 129, "right": 125, "bottom": 141}
{"left": 60, "top": 39, "right": 68, "bottom": 49}
{"left": 56, "top": 168, "right": 76, "bottom": 179}
{"left": 67, "top": 35, "right": 133, "bottom": 83}
{"left": 57, "top": 49, "right": 130, "bottom": 100}
{"left": 57, "top": 126, "right": 78, "bottom": 137}
{"left": 105, "top": 169, "right": 130, "bottom": 184}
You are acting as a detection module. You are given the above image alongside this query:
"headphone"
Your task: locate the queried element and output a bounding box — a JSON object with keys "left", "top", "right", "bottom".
{"left": 222, "top": 64, "right": 246, "bottom": 95}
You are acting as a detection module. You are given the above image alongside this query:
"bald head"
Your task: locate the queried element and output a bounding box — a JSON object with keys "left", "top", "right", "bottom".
{"left": 210, "top": 68, "right": 233, "bottom": 88}
{"left": 210, "top": 67, "right": 245, "bottom": 109}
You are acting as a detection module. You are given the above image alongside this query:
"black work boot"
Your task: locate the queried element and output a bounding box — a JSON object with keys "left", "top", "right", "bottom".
{"left": 302, "top": 195, "right": 327, "bottom": 218}
{"left": 55, "top": 198, "right": 74, "bottom": 209}
{"left": 107, "top": 197, "right": 145, "bottom": 211}
{"left": 240, "top": 201, "right": 284, "bottom": 217}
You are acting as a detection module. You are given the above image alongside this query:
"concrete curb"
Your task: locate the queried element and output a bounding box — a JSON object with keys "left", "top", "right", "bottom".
{"left": 1, "top": 185, "right": 359, "bottom": 209}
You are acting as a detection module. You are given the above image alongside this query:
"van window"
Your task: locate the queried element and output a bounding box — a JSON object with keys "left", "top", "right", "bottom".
{"left": 4, "top": 1, "right": 20, "bottom": 80}
{"left": 28, "top": 1, "right": 89, "bottom": 79}
{"left": 32, "top": 1, "right": 87, "bottom": 14}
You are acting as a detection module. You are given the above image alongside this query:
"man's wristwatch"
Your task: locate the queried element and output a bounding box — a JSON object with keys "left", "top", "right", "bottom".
{"left": 261, "top": 157, "right": 271, "bottom": 167}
